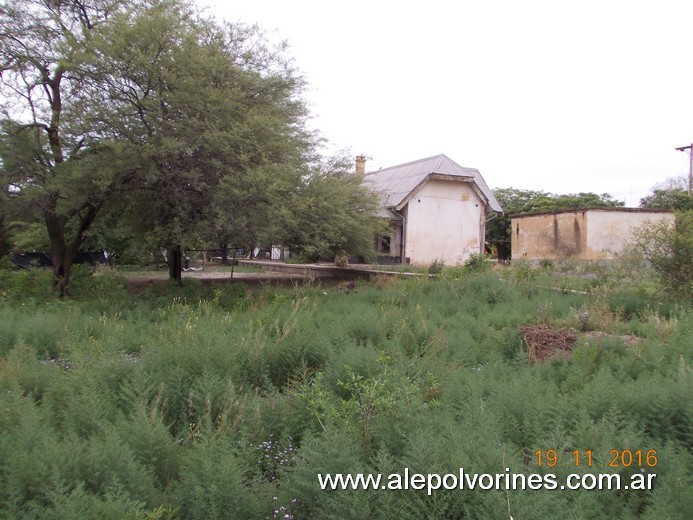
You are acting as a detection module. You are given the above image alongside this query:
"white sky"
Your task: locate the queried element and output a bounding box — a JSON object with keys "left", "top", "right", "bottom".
{"left": 199, "top": 0, "right": 693, "bottom": 206}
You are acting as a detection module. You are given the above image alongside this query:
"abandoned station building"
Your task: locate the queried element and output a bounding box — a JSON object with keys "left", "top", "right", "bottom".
{"left": 360, "top": 154, "right": 502, "bottom": 266}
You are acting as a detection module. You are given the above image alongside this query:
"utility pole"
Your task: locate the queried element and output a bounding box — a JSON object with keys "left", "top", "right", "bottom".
{"left": 675, "top": 143, "right": 693, "bottom": 197}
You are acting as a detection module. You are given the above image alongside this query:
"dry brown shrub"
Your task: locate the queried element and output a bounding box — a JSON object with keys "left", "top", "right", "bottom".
{"left": 521, "top": 325, "right": 578, "bottom": 363}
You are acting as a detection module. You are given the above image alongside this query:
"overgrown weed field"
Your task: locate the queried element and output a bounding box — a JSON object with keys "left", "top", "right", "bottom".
{"left": 0, "top": 262, "right": 691, "bottom": 519}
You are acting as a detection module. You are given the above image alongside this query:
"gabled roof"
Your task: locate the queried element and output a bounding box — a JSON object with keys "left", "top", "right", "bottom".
{"left": 363, "top": 154, "right": 503, "bottom": 213}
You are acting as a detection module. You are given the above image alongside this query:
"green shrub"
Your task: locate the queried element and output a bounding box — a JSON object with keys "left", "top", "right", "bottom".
{"left": 463, "top": 252, "right": 492, "bottom": 273}
{"left": 631, "top": 210, "right": 693, "bottom": 298}
{"left": 539, "top": 258, "right": 554, "bottom": 270}
{"left": 171, "top": 439, "right": 264, "bottom": 519}
{"left": 508, "top": 258, "right": 537, "bottom": 280}
{"left": 0, "top": 268, "right": 55, "bottom": 301}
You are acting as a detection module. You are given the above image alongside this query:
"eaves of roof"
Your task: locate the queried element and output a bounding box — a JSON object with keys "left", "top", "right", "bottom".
{"left": 363, "top": 154, "right": 503, "bottom": 213}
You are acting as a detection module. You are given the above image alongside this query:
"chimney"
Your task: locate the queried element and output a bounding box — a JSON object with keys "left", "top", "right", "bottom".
{"left": 355, "top": 155, "right": 366, "bottom": 176}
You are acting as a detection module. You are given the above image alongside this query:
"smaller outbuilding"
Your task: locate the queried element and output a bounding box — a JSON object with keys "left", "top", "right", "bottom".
{"left": 511, "top": 208, "right": 675, "bottom": 261}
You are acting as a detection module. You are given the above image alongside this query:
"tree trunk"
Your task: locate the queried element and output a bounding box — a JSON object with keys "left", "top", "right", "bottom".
{"left": 54, "top": 252, "right": 74, "bottom": 298}
{"left": 45, "top": 214, "right": 73, "bottom": 297}
{"left": 45, "top": 203, "right": 99, "bottom": 297}
{"left": 230, "top": 247, "right": 237, "bottom": 278}
{"left": 220, "top": 242, "right": 228, "bottom": 265}
{"left": 168, "top": 244, "right": 182, "bottom": 284}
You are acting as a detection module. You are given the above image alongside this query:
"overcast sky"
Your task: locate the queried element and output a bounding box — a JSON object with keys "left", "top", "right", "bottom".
{"left": 199, "top": 0, "right": 693, "bottom": 206}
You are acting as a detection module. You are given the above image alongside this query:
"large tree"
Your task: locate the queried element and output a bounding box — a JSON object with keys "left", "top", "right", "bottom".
{"left": 87, "top": 2, "right": 315, "bottom": 281}
{"left": 0, "top": 0, "right": 315, "bottom": 291}
{"left": 0, "top": 0, "right": 131, "bottom": 293}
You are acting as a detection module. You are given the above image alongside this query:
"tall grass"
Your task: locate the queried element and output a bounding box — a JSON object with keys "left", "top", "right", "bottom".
{"left": 0, "top": 264, "right": 690, "bottom": 518}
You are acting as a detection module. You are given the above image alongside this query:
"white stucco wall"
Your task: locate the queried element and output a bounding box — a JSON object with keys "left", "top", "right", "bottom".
{"left": 585, "top": 210, "right": 675, "bottom": 259}
{"left": 402, "top": 179, "right": 484, "bottom": 266}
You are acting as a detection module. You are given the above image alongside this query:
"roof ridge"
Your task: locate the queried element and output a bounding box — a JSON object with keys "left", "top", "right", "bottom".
{"left": 437, "top": 154, "right": 477, "bottom": 172}
{"left": 364, "top": 154, "right": 445, "bottom": 175}
{"left": 432, "top": 154, "right": 445, "bottom": 172}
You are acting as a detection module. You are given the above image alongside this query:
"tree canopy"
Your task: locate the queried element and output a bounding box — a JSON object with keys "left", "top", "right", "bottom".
{"left": 1, "top": 0, "right": 381, "bottom": 291}
{"left": 639, "top": 175, "right": 693, "bottom": 211}
{"left": 275, "top": 154, "right": 386, "bottom": 262}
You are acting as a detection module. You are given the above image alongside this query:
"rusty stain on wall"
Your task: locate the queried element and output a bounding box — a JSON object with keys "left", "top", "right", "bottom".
{"left": 511, "top": 209, "right": 674, "bottom": 261}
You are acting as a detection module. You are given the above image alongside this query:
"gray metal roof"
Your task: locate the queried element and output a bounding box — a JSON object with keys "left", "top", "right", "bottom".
{"left": 363, "top": 154, "right": 503, "bottom": 213}
{"left": 376, "top": 207, "right": 403, "bottom": 220}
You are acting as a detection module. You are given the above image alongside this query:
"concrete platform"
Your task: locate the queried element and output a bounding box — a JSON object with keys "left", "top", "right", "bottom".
{"left": 238, "top": 260, "right": 427, "bottom": 280}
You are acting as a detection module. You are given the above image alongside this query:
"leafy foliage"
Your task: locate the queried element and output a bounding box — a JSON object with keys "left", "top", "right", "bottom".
{"left": 639, "top": 175, "right": 693, "bottom": 211}
{"left": 631, "top": 210, "right": 693, "bottom": 298}
{"left": 276, "top": 155, "right": 386, "bottom": 262}
{"left": 1, "top": 1, "right": 386, "bottom": 287}
{"left": 462, "top": 252, "right": 493, "bottom": 273}
{"left": 1, "top": 0, "right": 342, "bottom": 290}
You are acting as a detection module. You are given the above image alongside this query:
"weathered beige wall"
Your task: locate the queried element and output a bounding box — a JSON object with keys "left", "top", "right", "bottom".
{"left": 404, "top": 179, "right": 484, "bottom": 265}
{"left": 512, "top": 209, "right": 675, "bottom": 260}
{"left": 512, "top": 211, "right": 587, "bottom": 260}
